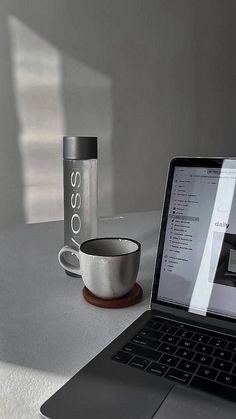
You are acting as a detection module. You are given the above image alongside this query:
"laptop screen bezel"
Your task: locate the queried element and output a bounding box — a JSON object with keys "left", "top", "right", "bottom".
{"left": 151, "top": 156, "right": 236, "bottom": 326}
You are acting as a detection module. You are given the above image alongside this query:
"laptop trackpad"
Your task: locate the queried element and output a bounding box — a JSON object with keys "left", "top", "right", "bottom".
{"left": 153, "top": 385, "right": 236, "bottom": 419}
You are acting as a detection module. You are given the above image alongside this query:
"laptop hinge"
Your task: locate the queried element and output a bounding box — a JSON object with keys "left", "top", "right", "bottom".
{"left": 151, "top": 304, "right": 236, "bottom": 338}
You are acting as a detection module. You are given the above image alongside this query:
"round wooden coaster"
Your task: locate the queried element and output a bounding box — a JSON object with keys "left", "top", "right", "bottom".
{"left": 82, "top": 283, "right": 143, "bottom": 309}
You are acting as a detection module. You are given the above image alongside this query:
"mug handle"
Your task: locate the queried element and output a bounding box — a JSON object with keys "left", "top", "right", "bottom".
{"left": 58, "top": 245, "right": 81, "bottom": 276}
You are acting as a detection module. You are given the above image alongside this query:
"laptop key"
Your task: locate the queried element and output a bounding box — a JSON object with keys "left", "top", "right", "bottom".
{"left": 112, "top": 351, "right": 133, "bottom": 364}
{"left": 196, "top": 365, "right": 218, "bottom": 380}
{"left": 146, "top": 362, "right": 168, "bottom": 376}
{"left": 122, "top": 343, "right": 134, "bottom": 353}
{"left": 213, "top": 348, "right": 232, "bottom": 360}
{"left": 232, "top": 365, "right": 236, "bottom": 375}
{"left": 217, "top": 372, "right": 236, "bottom": 388}
{"left": 161, "top": 334, "right": 179, "bottom": 345}
{"left": 195, "top": 343, "right": 213, "bottom": 355}
{"left": 175, "top": 348, "right": 195, "bottom": 360}
{"left": 209, "top": 337, "right": 227, "bottom": 349}
{"left": 159, "top": 354, "right": 179, "bottom": 367}
{"left": 138, "top": 328, "right": 163, "bottom": 341}
{"left": 192, "top": 333, "right": 210, "bottom": 344}
{"left": 212, "top": 359, "right": 233, "bottom": 372}
{"left": 193, "top": 353, "right": 213, "bottom": 366}
{"left": 178, "top": 323, "right": 195, "bottom": 331}
{"left": 227, "top": 342, "right": 236, "bottom": 352}
{"left": 132, "top": 335, "right": 158, "bottom": 349}
{"left": 159, "top": 343, "right": 176, "bottom": 354}
{"left": 166, "top": 368, "right": 192, "bottom": 384}
{"left": 160, "top": 325, "right": 177, "bottom": 334}
{"left": 123, "top": 343, "right": 162, "bottom": 361}
{"left": 175, "top": 329, "right": 193, "bottom": 339}
{"left": 146, "top": 320, "right": 162, "bottom": 330}
{"left": 178, "top": 359, "right": 198, "bottom": 373}
{"left": 179, "top": 339, "right": 196, "bottom": 350}
{"left": 129, "top": 356, "right": 150, "bottom": 370}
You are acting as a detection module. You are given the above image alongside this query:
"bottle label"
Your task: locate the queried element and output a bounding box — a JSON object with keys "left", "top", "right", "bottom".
{"left": 70, "top": 170, "right": 81, "bottom": 248}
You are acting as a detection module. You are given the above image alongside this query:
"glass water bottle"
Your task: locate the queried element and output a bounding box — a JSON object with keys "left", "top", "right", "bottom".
{"left": 63, "top": 136, "right": 97, "bottom": 277}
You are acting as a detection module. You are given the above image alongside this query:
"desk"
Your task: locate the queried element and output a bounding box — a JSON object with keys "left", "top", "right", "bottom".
{"left": 0, "top": 211, "right": 160, "bottom": 418}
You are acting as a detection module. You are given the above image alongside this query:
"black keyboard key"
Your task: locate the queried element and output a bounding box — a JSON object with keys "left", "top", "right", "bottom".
{"left": 159, "top": 354, "right": 179, "bottom": 367}
{"left": 138, "top": 328, "right": 163, "bottom": 341}
{"left": 193, "top": 353, "right": 213, "bottom": 366}
{"left": 213, "top": 348, "right": 232, "bottom": 360}
{"left": 232, "top": 365, "right": 236, "bottom": 375}
{"left": 195, "top": 343, "right": 213, "bottom": 355}
{"left": 191, "top": 376, "right": 236, "bottom": 402}
{"left": 196, "top": 365, "right": 218, "bottom": 380}
{"left": 227, "top": 342, "right": 236, "bottom": 353}
{"left": 146, "top": 320, "right": 161, "bottom": 330}
{"left": 132, "top": 335, "right": 158, "bottom": 349}
{"left": 209, "top": 337, "right": 227, "bottom": 349}
{"left": 122, "top": 343, "right": 161, "bottom": 361}
{"left": 122, "top": 343, "right": 134, "bottom": 353}
{"left": 212, "top": 359, "right": 233, "bottom": 372}
{"left": 161, "top": 334, "right": 179, "bottom": 345}
{"left": 232, "top": 353, "right": 236, "bottom": 363}
{"left": 179, "top": 339, "right": 196, "bottom": 350}
{"left": 217, "top": 372, "right": 236, "bottom": 388}
{"left": 159, "top": 343, "right": 176, "bottom": 354}
{"left": 176, "top": 329, "right": 193, "bottom": 339}
{"left": 157, "top": 318, "right": 180, "bottom": 327}
{"left": 175, "top": 348, "right": 194, "bottom": 360}
{"left": 146, "top": 362, "right": 168, "bottom": 376}
{"left": 192, "top": 333, "right": 210, "bottom": 344}
{"left": 166, "top": 368, "right": 192, "bottom": 384}
{"left": 129, "top": 356, "right": 150, "bottom": 370}
{"left": 178, "top": 359, "right": 198, "bottom": 373}
{"left": 160, "top": 325, "right": 177, "bottom": 334}
{"left": 113, "top": 351, "right": 133, "bottom": 364}
{"left": 177, "top": 323, "right": 194, "bottom": 331}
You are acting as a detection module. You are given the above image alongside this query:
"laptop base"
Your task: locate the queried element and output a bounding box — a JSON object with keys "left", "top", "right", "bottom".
{"left": 40, "top": 310, "right": 236, "bottom": 419}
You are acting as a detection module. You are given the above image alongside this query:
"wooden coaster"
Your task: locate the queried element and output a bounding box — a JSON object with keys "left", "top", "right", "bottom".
{"left": 82, "top": 283, "right": 143, "bottom": 309}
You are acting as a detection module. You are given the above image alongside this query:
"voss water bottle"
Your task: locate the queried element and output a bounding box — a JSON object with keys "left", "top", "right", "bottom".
{"left": 63, "top": 136, "right": 97, "bottom": 277}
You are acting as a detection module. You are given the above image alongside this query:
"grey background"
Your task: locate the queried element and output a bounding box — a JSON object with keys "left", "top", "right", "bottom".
{"left": 0, "top": 0, "right": 235, "bottom": 230}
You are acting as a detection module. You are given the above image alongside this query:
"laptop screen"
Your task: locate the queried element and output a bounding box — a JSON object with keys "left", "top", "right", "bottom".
{"left": 153, "top": 158, "right": 236, "bottom": 321}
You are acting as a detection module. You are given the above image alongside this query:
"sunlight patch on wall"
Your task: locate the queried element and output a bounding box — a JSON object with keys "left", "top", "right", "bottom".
{"left": 8, "top": 16, "right": 113, "bottom": 223}
{"left": 8, "top": 16, "right": 64, "bottom": 223}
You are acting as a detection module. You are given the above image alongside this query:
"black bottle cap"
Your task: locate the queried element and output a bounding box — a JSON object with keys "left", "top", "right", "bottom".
{"left": 63, "top": 136, "right": 97, "bottom": 160}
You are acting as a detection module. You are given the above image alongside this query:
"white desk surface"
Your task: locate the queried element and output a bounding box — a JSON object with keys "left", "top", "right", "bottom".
{"left": 0, "top": 211, "right": 160, "bottom": 419}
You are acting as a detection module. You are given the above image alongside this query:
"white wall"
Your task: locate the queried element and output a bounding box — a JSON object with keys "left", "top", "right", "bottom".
{"left": 194, "top": 1, "right": 236, "bottom": 156}
{"left": 0, "top": 0, "right": 235, "bottom": 231}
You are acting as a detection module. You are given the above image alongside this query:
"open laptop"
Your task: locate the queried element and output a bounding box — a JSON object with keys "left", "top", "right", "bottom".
{"left": 41, "top": 157, "right": 236, "bottom": 419}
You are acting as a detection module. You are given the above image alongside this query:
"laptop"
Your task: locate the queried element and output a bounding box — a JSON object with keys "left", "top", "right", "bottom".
{"left": 41, "top": 157, "right": 236, "bottom": 419}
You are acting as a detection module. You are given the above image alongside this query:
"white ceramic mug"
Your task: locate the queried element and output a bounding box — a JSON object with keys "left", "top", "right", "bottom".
{"left": 58, "top": 237, "right": 141, "bottom": 299}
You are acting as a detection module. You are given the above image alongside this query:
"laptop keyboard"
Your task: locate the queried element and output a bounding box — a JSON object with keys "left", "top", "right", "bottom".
{"left": 112, "top": 316, "right": 236, "bottom": 402}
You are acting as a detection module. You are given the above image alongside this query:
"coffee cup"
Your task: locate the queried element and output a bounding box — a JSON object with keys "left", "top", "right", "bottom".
{"left": 58, "top": 237, "right": 141, "bottom": 299}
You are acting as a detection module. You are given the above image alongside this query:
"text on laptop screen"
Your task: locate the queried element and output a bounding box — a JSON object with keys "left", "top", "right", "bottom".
{"left": 157, "top": 162, "right": 236, "bottom": 320}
